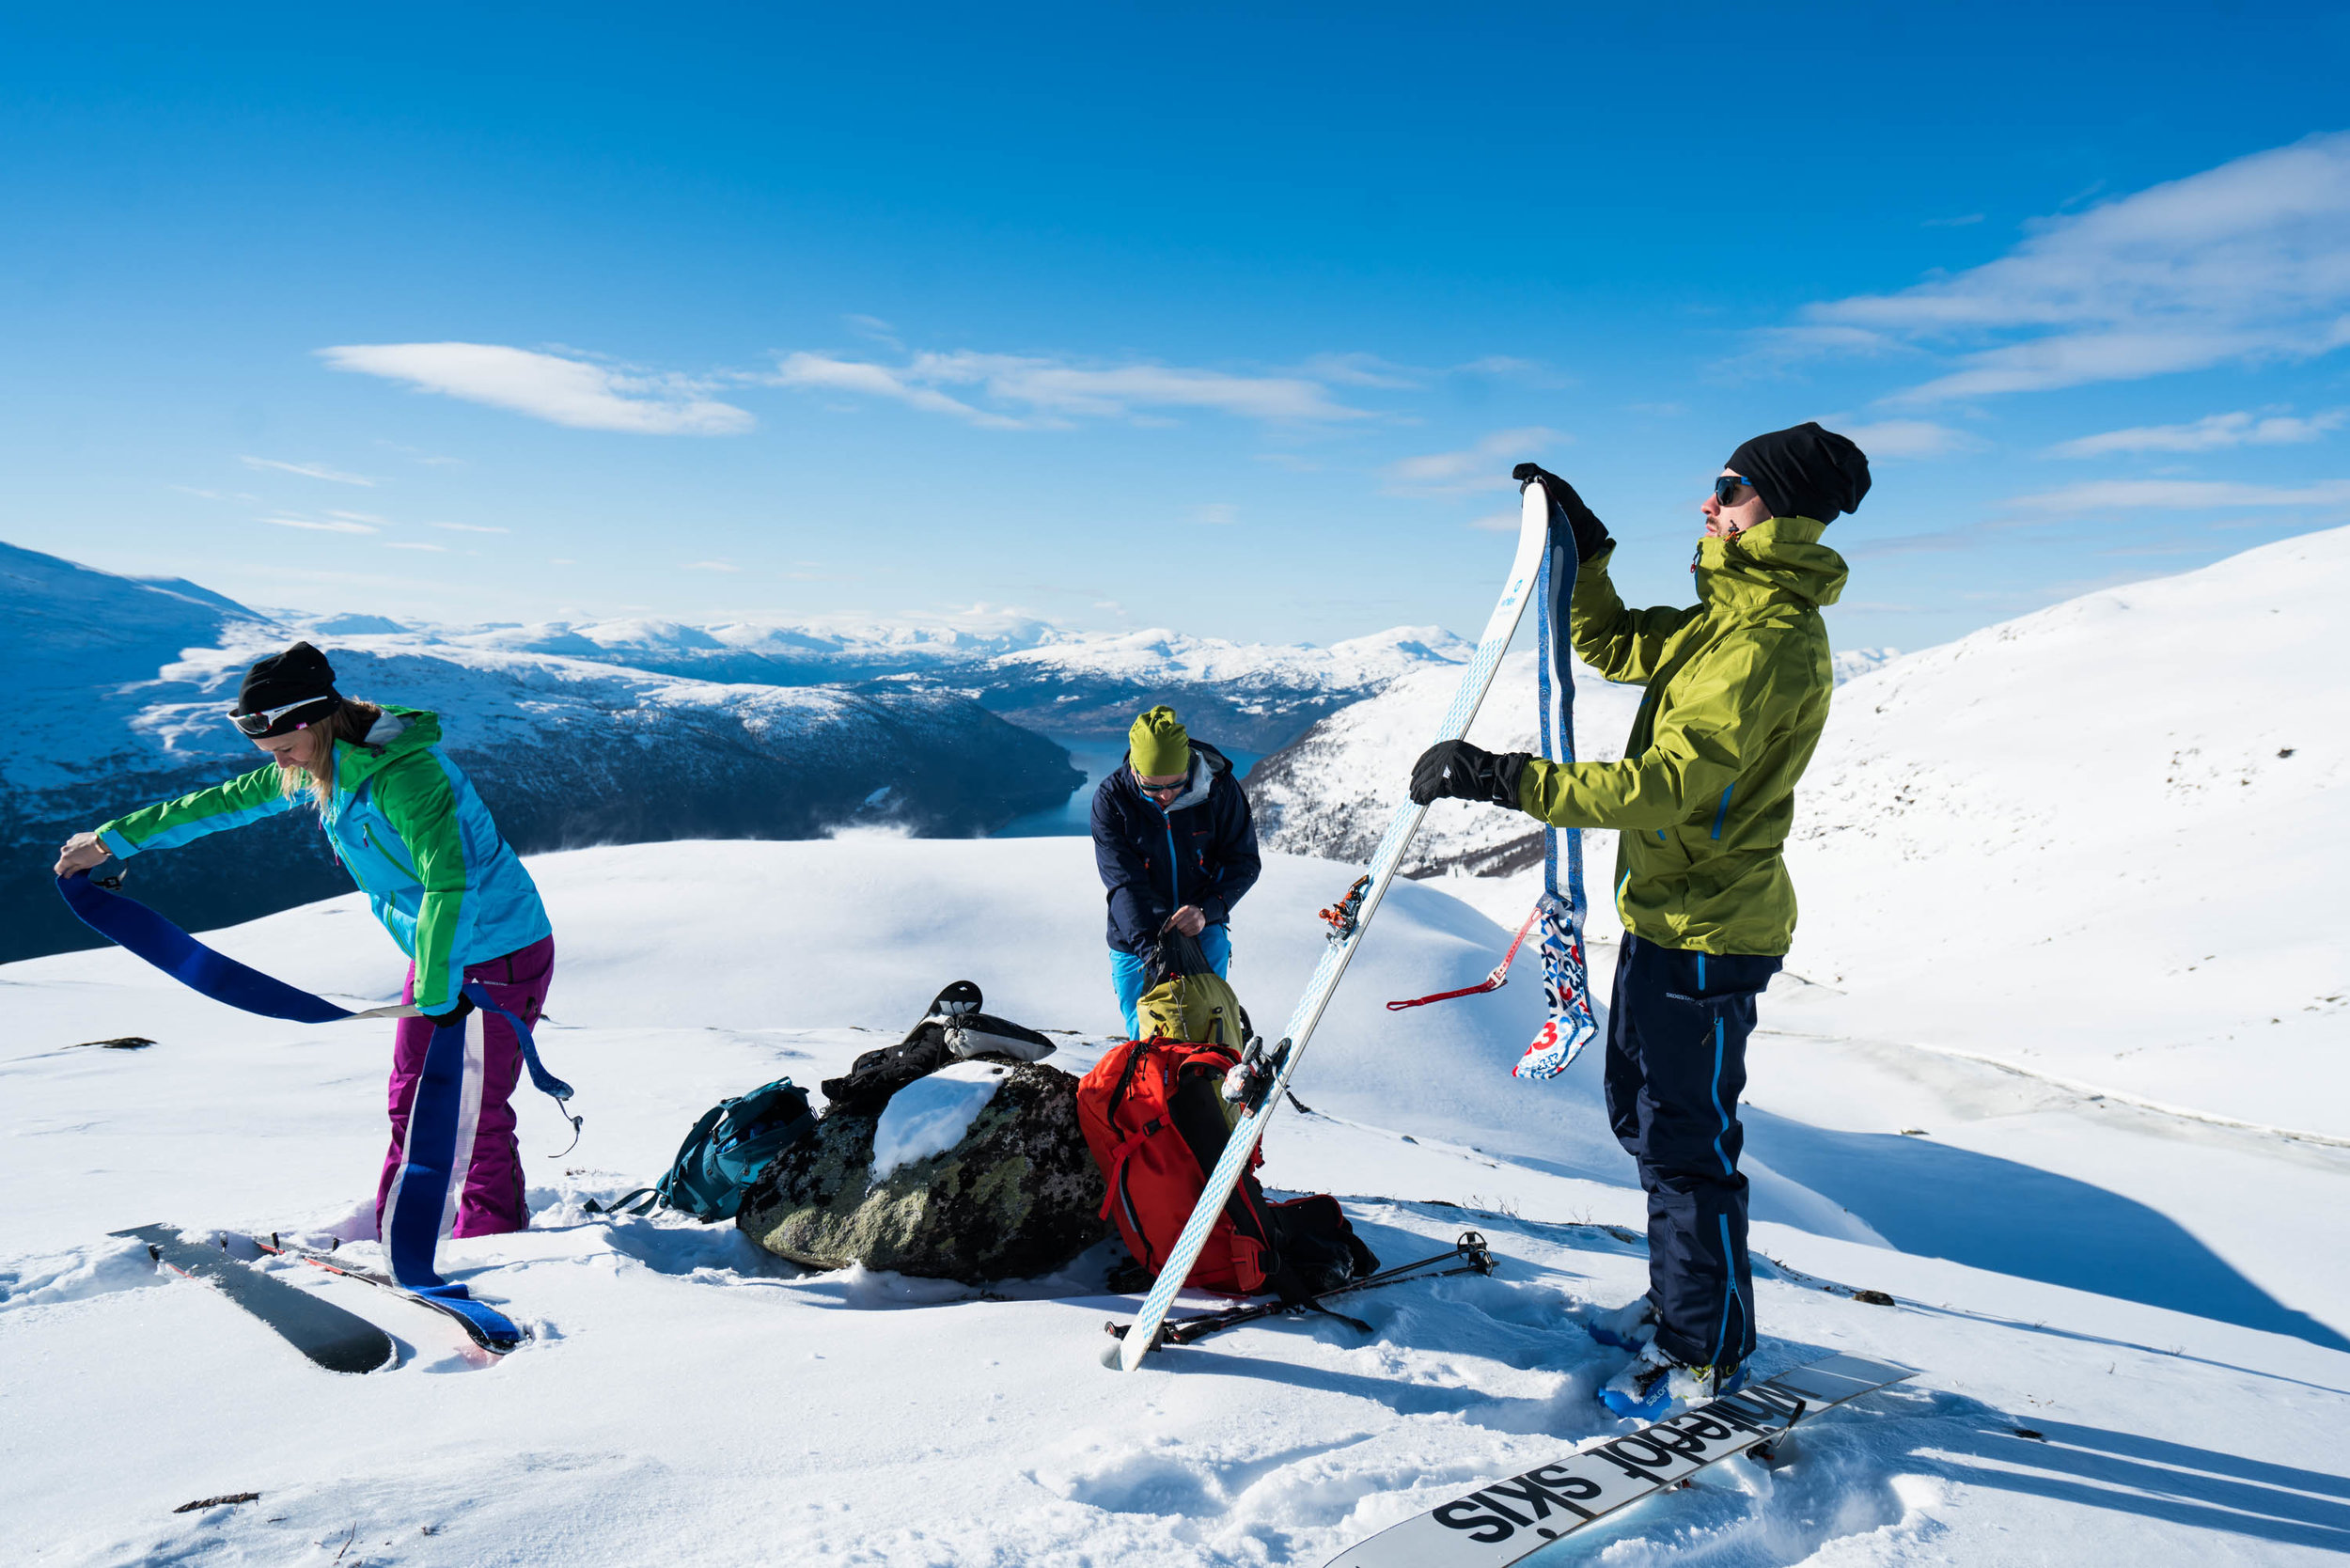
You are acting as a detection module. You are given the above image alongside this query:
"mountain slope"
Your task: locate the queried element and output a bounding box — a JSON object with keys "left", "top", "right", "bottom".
{"left": 1778, "top": 525, "right": 2350, "bottom": 1136}
{"left": 4, "top": 839, "right": 2345, "bottom": 1567}
{"left": 1242, "top": 527, "right": 2350, "bottom": 1138}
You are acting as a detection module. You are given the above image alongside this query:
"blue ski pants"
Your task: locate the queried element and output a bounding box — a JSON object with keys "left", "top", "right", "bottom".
{"left": 1109, "top": 923, "right": 1231, "bottom": 1038}
{"left": 1604, "top": 932, "right": 1780, "bottom": 1371}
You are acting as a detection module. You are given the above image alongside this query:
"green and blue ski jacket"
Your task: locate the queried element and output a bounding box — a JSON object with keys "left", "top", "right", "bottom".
{"left": 95, "top": 707, "right": 550, "bottom": 1011}
{"left": 1516, "top": 516, "right": 1847, "bottom": 957}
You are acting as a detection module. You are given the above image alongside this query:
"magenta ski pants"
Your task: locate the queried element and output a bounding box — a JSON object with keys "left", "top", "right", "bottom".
{"left": 374, "top": 935, "right": 556, "bottom": 1240}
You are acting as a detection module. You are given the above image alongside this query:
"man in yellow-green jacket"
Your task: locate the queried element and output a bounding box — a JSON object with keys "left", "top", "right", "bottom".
{"left": 1410, "top": 422, "right": 1870, "bottom": 1419}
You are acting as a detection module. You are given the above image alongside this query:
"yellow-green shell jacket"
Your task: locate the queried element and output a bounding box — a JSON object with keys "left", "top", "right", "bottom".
{"left": 1516, "top": 516, "right": 1847, "bottom": 957}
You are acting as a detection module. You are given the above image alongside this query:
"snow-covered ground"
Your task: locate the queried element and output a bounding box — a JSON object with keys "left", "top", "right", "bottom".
{"left": 6, "top": 838, "right": 2348, "bottom": 1565}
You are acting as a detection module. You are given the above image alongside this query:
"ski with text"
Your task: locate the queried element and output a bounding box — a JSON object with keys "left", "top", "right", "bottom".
{"left": 252, "top": 1232, "right": 526, "bottom": 1355}
{"left": 115, "top": 1224, "right": 397, "bottom": 1374}
{"left": 1106, "top": 479, "right": 1556, "bottom": 1371}
{"left": 1323, "top": 1353, "right": 1916, "bottom": 1567}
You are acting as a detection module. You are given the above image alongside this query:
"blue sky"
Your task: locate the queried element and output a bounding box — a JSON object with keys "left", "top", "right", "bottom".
{"left": 4, "top": 4, "right": 2347, "bottom": 653}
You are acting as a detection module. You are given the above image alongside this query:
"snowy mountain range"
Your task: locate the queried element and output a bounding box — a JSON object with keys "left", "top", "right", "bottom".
{"left": 324, "top": 611, "right": 1475, "bottom": 749}
{"left": 0, "top": 541, "right": 1080, "bottom": 964}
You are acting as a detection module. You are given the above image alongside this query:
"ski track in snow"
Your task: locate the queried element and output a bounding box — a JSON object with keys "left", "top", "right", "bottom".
{"left": 3, "top": 838, "right": 2348, "bottom": 1565}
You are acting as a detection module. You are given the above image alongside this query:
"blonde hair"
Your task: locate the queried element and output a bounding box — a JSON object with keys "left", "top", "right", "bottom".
{"left": 279, "top": 700, "right": 385, "bottom": 806}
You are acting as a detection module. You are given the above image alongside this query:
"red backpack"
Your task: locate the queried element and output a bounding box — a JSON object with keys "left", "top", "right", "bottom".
{"left": 1076, "top": 1039, "right": 1374, "bottom": 1298}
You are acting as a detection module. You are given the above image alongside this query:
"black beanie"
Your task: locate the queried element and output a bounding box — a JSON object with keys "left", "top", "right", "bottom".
{"left": 1727, "top": 422, "right": 1872, "bottom": 525}
{"left": 234, "top": 641, "right": 342, "bottom": 734}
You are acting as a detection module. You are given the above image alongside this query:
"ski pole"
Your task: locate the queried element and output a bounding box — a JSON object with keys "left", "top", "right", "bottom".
{"left": 1108, "top": 1231, "right": 1496, "bottom": 1347}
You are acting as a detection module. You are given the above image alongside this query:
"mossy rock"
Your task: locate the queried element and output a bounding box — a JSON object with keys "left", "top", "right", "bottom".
{"left": 737, "top": 1060, "right": 1108, "bottom": 1283}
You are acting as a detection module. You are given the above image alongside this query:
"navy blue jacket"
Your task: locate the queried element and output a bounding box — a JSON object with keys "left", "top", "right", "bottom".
{"left": 1091, "top": 741, "right": 1262, "bottom": 955}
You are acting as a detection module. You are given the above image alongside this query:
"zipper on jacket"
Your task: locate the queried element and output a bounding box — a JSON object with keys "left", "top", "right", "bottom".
{"left": 1710, "top": 783, "right": 1735, "bottom": 840}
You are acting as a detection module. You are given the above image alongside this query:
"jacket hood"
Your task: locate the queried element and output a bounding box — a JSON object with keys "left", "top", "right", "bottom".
{"left": 333, "top": 705, "right": 442, "bottom": 792}
{"left": 1693, "top": 516, "right": 1848, "bottom": 612}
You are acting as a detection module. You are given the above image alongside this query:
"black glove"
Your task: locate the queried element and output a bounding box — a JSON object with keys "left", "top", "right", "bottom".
{"left": 1410, "top": 740, "right": 1531, "bottom": 808}
{"left": 1512, "top": 463, "right": 1614, "bottom": 564}
{"left": 423, "top": 995, "right": 476, "bottom": 1030}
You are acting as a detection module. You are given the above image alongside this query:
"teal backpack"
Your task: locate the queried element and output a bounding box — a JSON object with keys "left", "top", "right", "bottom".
{"left": 594, "top": 1077, "right": 816, "bottom": 1222}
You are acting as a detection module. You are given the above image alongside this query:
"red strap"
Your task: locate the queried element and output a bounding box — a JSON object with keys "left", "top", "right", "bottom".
{"left": 1387, "top": 902, "right": 1541, "bottom": 1011}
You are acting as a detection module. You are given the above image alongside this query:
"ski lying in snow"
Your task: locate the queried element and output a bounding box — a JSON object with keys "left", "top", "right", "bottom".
{"left": 1108, "top": 480, "right": 1555, "bottom": 1372}
{"left": 251, "top": 1233, "right": 526, "bottom": 1356}
{"left": 115, "top": 1224, "right": 397, "bottom": 1375}
{"left": 1323, "top": 1353, "right": 1915, "bottom": 1567}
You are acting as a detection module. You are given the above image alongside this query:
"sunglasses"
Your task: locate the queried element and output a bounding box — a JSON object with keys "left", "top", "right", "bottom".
{"left": 1712, "top": 475, "right": 1756, "bottom": 506}
{"left": 1136, "top": 773, "right": 1189, "bottom": 795}
{"left": 230, "top": 696, "right": 335, "bottom": 737}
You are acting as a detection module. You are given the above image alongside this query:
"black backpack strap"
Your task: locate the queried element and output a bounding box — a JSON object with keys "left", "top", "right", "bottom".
{"left": 587, "top": 1187, "right": 662, "bottom": 1216}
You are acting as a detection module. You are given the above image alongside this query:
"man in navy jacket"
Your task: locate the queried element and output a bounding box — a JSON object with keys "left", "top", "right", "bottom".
{"left": 1091, "top": 704, "right": 1262, "bottom": 1036}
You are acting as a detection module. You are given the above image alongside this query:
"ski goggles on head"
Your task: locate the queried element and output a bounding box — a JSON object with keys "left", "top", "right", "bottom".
{"left": 229, "top": 694, "right": 338, "bottom": 737}
{"left": 1712, "top": 474, "right": 1757, "bottom": 506}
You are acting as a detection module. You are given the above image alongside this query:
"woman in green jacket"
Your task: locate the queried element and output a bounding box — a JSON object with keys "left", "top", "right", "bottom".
{"left": 1411, "top": 422, "right": 1870, "bottom": 1419}
{"left": 55, "top": 641, "right": 555, "bottom": 1243}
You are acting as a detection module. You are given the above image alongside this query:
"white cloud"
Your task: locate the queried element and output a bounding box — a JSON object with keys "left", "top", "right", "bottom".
{"left": 1384, "top": 427, "right": 1561, "bottom": 494}
{"left": 1922, "top": 212, "right": 1986, "bottom": 228}
{"left": 1791, "top": 131, "right": 2350, "bottom": 401}
{"left": 2008, "top": 478, "right": 2350, "bottom": 512}
{"left": 2045, "top": 408, "right": 2348, "bottom": 457}
{"left": 1196, "top": 503, "right": 1239, "bottom": 525}
{"left": 768, "top": 348, "right": 1370, "bottom": 429}
{"left": 772, "top": 353, "right": 1025, "bottom": 429}
{"left": 321, "top": 343, "right": 754, "bottom": 435}
{"left": 242, "top": 455, "right": 377, "bottom": 485}
{"left": 1834, "top": 419, "right": 1982, "bottom": 459}
{"left": 1467, "top": 510, "right": 1520, "bottom": 532}
{"left": 1298, "top": 352, "right": 1421, "bottom": 388}
{"left": 385, "top": 541, "right": 448, "bottom": 552}
{"left": 330, "top": 510, "right": 389, "bottom": 525}
{"left": 431, "top": 521, "right": 509, "bottom": 534}
{"left": 262, "top": 516, "right": 376, "bottom": 534}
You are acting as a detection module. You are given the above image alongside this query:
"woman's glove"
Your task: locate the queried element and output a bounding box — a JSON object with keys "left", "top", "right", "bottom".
{"left": 1410, "top": 741, "right": 1531, "bottom": 808}
{"left": 423, "top": 995, "right": 476, "bottom": 1030}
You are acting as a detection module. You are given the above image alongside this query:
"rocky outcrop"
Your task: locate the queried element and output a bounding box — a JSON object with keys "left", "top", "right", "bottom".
{"left": 737, "top": 1061, "right": 1107, "bottom": 1282}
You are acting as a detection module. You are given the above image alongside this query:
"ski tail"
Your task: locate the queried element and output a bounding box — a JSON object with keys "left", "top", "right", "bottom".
{"left": 1323, "top": 1354, "right": 1917, "bottom": 1566}
{"left": 1513, "top": 484, "right": 1600, "bottom": 1081}
{"left": 1112, "top": 478, "right": 1554, "bottom": 1372}
{"left": 118, "top": 1225, "right": 398, "bottom": 1375}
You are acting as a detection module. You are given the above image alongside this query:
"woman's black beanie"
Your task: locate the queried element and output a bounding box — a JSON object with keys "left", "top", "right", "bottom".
{"left": 234, "top": 641, "right": 342, "bottom": 734}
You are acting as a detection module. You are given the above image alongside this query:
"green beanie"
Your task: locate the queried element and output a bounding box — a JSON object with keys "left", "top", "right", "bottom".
{"left": 1128, "top": 705, "right": 1191, "bottom": 778}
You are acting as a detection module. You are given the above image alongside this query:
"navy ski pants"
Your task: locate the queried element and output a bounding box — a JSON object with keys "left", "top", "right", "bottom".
{"left": 1604, "top": 932, "right": 1779, "bottom": 1370}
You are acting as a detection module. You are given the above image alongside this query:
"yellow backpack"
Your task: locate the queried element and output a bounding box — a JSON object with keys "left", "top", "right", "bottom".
{"left": 1136, "top": 965, "right": 1249, "bottom": 1052}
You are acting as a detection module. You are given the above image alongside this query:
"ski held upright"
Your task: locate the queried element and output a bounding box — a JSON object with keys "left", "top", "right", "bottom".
{"left": 1109, "top": 479, "right": 1555, "bottom": 1372}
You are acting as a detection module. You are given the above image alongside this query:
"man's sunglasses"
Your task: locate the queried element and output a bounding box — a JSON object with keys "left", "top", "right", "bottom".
{"left": 230, "top": 696, "right": 336, "bottom": 736}
{"left": 1136, "top": 773, "right": 1188, "bottom": 795}
{"left": 1713, "top": 475, "right": 1756, "bottom": 506}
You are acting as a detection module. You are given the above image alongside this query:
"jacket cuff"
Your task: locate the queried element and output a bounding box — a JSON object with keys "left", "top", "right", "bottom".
{"left": 97, "top": 825, "right": 138, "bottom": 859}
{"left": 1514, "top": 759, "right": 1548, "bottom": 816}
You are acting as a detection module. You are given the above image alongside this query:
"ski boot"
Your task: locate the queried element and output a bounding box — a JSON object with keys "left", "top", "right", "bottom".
{"left": 1599, "top": 1341, "right": 1747, "bottom": 1421}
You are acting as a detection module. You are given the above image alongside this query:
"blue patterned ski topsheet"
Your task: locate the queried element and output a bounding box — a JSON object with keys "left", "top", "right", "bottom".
{"left": 1512, "top": 486, "right": 1600, "bottom": 1081}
